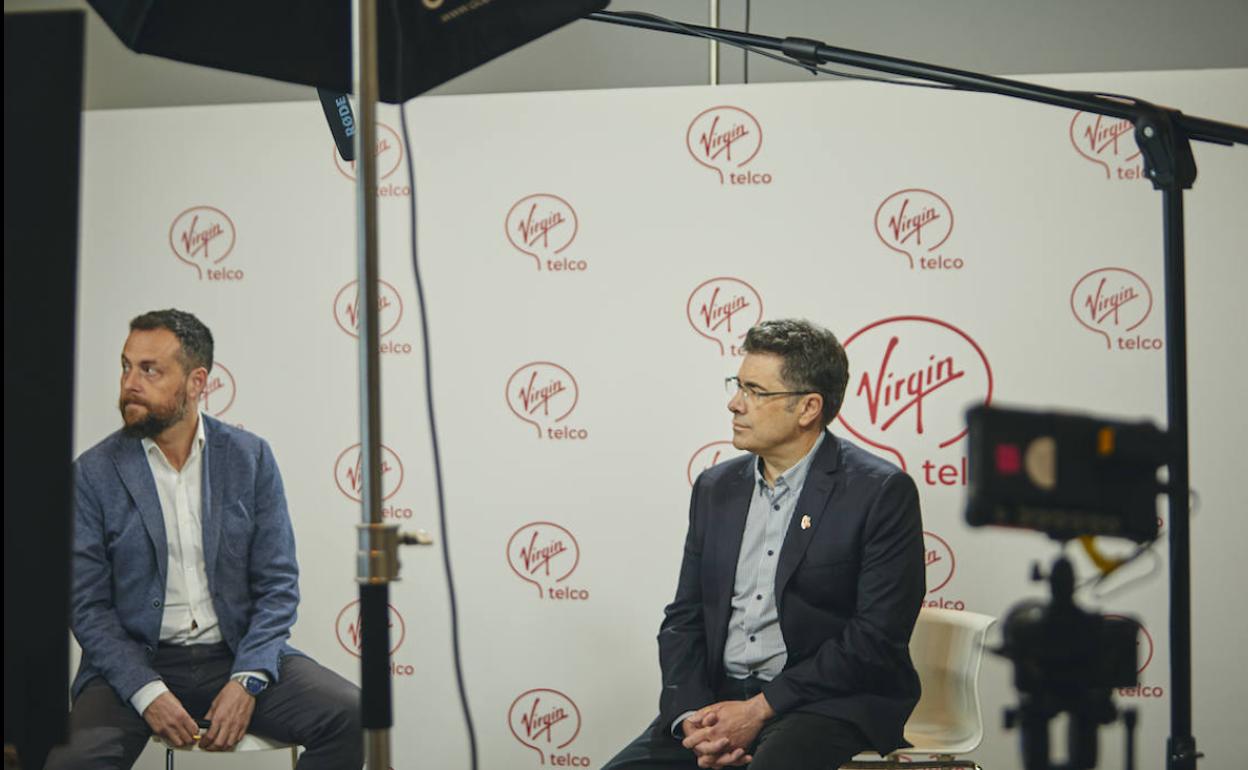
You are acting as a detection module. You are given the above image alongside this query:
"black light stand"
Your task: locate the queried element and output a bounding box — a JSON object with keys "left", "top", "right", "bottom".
{"left": 587, "top": 11, "right": 1248, "bottom": 770}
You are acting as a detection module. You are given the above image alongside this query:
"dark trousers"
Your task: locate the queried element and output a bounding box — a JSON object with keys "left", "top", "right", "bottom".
{"left": 601, "top": 678, "right": 870, "bottom": 770}
{"left": 44, "top": 643, "right": 362, "bottom": 770}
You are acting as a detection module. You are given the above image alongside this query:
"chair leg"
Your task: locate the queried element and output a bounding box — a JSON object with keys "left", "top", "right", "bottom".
{"left": 290, "top": 745, "right": 298, "bottom": 769}
{"left": 165, "top": 747, "right": 174, "bottom": 770}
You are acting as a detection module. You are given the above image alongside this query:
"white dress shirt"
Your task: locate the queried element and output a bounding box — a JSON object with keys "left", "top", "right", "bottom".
{"left": 129, "top": 413, "right": 265, "bottom": 715}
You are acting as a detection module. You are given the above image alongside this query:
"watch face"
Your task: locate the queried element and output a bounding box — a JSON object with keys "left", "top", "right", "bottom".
{"left": 242, "top": 676, "right": 266, "bottom": 695}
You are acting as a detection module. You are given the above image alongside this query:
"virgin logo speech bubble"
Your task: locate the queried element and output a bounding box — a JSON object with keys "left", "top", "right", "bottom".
{"left": 506, "top": 522, "right": 581, "bottom": 598}
{"left": 687, "top": 106, "right": 763, "bottom": 184}
{"left": 199, "top": 362, "right": 236, "bottom": 417}
{"left": 1070, "top": 267, "right": 1153, "bottom": 349}
{"left": 508, "top": 688, "right": 582, "bottom": 761}
{"left": 1069, "top": 112, "right": 1141, "bottom": 179}
{"left": 686, "top": 277, "right": 764, "bottom": 356}
{"left": 837, "top": 316, "right": 993, "bottom": 472}
{"left": 506, "top": 362, "right": 579, "bottom": 438}
{"left": 686, "top": 440, "right": 744, "bottom": 486}
{"left": 334, "top": 121, "right": 404, "bottom": 181}
{"left": 332, "top": 279, "right": 404, "bottom": 339}
{"left": 874, "top": 189, "right": 954, "bottom": 269}
{"left": 505, "top": 194, "right": 579, "bottom": 269}
{"left": 169, "top": 205, "right": 235, "bottom": 279}
{"left": 923, "top": 530, "right": 956, "bottom": 594}
{"left": 334, "top": 599, "right": 406, "bottom": 657}
{"left": 333, "top": 443, "right": 405, "bottom": 502}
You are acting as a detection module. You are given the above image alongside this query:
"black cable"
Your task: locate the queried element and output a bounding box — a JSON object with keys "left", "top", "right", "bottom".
{"left": 615, "top": 10, "right": 957, "bottom": 91}
{"left": 390, "top": 5, "right": 479, "bottom": 768}
{"left": 743, "top": 0, "right": 750, "bottom": 84}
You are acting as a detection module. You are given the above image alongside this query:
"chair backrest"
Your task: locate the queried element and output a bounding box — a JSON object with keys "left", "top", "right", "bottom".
{"left": 902, "top": 607, "right": 995, "bottom": 755}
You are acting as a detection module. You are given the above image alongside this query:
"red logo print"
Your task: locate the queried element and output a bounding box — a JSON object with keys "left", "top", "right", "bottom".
{"left": 169, "top": 206, "right": 236, "bottom": 279}
{"left": 686, "top": 441, "right": 744, "bottom": 486}
{"left": 508, "top": 689, "right": 582, "bottom": 764}
{"left": 333, "top": 443, "right": 405, "bottom": 502}
{"left": 1070, "top": 268, "right": 1155, "bottom": 350}
{"left": 874, "top": 189, "right": 955, "bottom": 270}
{"left": 506, "top": 362, "right": 579, "bottom": 438}
{"left": 505, "top": 194, "right": 579, "bottom": 270}
{"left": 507, "top": 522, "right": 581, "bottom": 598}
{"left": 923, "top": 531, "right": 955, "bottom": 594}
{"left": 687, "top": 277, "right": 764, "bottom": 356}
{"left": 1070, "top": 112, "right": 1143, "bottom": 180}
{"left": 687, "top": 106, "right": 764, "bottom": 184}
{"left": 334, "top": 600, "right": 406, "bottom": 657}
{"left": 199, "top": 362, "right": 236, "bottom": 417}
{"left": 332, "top": 279, "right": 404, "bottom": 339}
{"left": 334, "top": 121, "right": 404, "bottom": 181}
{"left": 838, "top": 316, "right": 993, "bottom": 473}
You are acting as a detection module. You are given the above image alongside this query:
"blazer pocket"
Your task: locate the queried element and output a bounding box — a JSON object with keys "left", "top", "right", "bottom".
{"left": 219, "top": 500, "right": 255, "bottom": 560}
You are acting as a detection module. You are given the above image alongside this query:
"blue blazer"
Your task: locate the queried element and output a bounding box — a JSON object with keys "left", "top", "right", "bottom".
{"left": 657, "top": 431, "right": 925, "bottom": 754}
{"left": 69, "top": 415, "right": 302, "bottom": 702}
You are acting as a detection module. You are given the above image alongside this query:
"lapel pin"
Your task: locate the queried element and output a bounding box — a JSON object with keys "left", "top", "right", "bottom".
{"left": 800, "top": 515, "right": 812, "bottom": 530}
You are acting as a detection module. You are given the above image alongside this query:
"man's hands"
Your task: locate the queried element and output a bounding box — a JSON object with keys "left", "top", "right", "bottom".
{"left": 142, "top": 691, "right": 199, "bottom": 748}
{"left": 681, "top": 694, "right": 775, "bottom": 768}
{"left": 199, "top": 679, "right": 257, "bottom": 751}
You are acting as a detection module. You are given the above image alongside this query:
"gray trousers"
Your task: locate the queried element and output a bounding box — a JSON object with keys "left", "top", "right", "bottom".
{"left": 44, "top": 643, "right": 362, "bottom": 770}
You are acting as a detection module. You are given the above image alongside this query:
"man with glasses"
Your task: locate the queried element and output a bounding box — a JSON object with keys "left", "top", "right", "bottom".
{"left": 603, "top": 318, "right": 924, "bottom": 770}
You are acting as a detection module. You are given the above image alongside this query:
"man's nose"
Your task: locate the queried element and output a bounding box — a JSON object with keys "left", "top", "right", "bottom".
{"left": 727, "top": 392, "right": 745, "bottom": 413}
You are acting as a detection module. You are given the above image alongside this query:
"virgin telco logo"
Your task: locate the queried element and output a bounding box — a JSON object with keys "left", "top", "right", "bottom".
{"left": 837, "top": 316, "right": 993, "bottom": 482}
{"left": 1070, "top": 112, "right": 1143, "bottom": 181}
{"left": 686, "top": 440, "right": 745, "bottom": 486}
{"left": 1107, "top": 615, "right": 1163, "bottom": 699}
{"left": 199, "top": 362, "right": 236, "bottom": 417}
{"left": 506, "top": 362, "right": 587, "bottom": 440}
{"left": 686, "top": 106, "right": 771, "bottom": 186}
{"left": 332, "top": 279, "right": 413, "bottom": 355}
{"left": 333, "top": 443, "right": 405, "bottom": 504}
{"left": 168, "top": 206, "right": 241, "bottom": 282}
{"left": 1070, "top": 268, "right": 1162, "bottom": 352}
{"left": 508, "top": 688, "right": 588, "bottom": 767}
{"left": 923, "top": 530, "right": 965, "bottom": 611}
{"left": 505, "top": 194, "right": 585, "bottom": 272}
{"left": 687, "top": 277, "right": 764, "bottom": 357}
{"left": 333, "top": 121, "right": 411, "bottom": 197}
{"left": 334, "top": 600, "right": 416, "bottom": 677}
{"left": 506, "top": 522, "right": 588, "bottom": 601}
{"left": 874, "top": 189, "right": 961, "bottom": 271}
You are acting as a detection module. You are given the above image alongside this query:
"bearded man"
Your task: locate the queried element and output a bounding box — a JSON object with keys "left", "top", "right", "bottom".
{"left": 45, "top": 309, "right": 362, "bottom": 769}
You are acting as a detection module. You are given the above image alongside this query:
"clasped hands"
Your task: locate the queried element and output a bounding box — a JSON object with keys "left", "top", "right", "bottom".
{"left": 681, "top": 693, "right": 775, "bottom": 768}
{"left": 142, "top": 679, "right": 256, "bottom": 751}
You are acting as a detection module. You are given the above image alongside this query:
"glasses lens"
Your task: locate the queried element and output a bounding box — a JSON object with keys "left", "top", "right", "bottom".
{"left": 725, "top": 377, "right": 739, "bottom": 397}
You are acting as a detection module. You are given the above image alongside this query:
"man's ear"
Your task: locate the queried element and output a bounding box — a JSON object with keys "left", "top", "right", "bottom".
{"left": 187, "top": 366, "right": 209, "bottom": 401}
{"left": 798, "top": 393, "right": 824, "bottom": 429}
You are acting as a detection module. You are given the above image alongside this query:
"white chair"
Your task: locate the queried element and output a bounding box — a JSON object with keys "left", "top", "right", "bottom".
{"left": 152, "top": 733, "right": 299, "bottom": 769}
{"left": 843, "top": 607, "right": 996, "bottom": 770}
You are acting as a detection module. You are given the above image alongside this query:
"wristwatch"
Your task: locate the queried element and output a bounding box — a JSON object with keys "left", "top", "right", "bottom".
{"left": 231, "top": 674, "right": 268, "bottom": 696}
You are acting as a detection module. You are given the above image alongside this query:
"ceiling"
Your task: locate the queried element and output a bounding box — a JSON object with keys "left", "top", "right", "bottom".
{"left": 5, "top": 0, "right": 1247, "bottom": 110}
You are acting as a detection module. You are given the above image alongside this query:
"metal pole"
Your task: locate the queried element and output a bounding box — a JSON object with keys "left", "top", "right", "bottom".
{"left": 351, "top": 0, "right": 394, "bottom": 768}
{"left": 1161, "top": 185, "right": 1197, "bottom": 770}
{"left": 708, "top": 0, "right": 720, "bottom": 85}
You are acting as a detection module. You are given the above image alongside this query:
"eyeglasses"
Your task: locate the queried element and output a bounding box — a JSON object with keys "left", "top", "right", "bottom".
{"left": 724, "top": 376, "right": 816, "bottom": 402}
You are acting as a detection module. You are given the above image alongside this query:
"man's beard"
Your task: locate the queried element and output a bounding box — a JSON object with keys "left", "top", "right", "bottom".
{"left": 119, "top": 384, "right": 190, "bottom": 439}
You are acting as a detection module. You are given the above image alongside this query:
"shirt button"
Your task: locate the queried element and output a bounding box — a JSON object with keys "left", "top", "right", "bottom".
{"left": 152, "top": 599, "right": 162, "bottom": 608}
{"left": 749, "top": 635, "right": 756, "bottom": 642}
{"left": 772, "top": 504, "right": 779, "bottom": 511}
{"left": 756, "top": 594, "right": 763, "bottom": 600}
{"left": 767, "top": 550, "right": 774, "bottom": 556}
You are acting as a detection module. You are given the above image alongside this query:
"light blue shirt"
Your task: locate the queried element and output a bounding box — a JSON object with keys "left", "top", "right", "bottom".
{"left": 673, "top": 432, "right": 825, "bottom": 736}
{"left": 723, "top": 431, "right": 824, "bottom": 680}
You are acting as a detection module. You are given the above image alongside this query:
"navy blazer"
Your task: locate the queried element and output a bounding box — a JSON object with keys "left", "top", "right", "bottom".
{"left": 657, "top": 431, "right": 924, "bottom": 754}
{"left": 69, "top": 415, "right": 302, "bottom": 702}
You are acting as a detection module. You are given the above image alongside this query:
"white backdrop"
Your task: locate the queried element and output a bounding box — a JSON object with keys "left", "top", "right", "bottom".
{"left": 75, "top": 68, "right": 1248, "bottom": 769}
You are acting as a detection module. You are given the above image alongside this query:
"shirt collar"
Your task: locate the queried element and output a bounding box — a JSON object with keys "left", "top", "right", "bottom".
{"left": 754, "top": 431, "right": 825, "bottom": 494}
{"left": 142, "top": 410, "right": 207, "bottom": 466}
